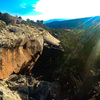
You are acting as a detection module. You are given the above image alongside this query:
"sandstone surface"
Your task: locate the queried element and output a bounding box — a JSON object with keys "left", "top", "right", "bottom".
{"left": 0, "top": 24, "right": 60, "bottom": 79}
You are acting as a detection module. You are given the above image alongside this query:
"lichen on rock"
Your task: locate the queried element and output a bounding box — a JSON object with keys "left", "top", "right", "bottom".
{"left": 0, "top": 24, "right": 60, "bottom": 79}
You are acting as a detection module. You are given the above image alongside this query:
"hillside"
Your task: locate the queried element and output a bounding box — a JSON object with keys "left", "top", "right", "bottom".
{"left": 0, "top": 12, "right": 22, "bottom": 25}
{"left": 42, "top": 19, "right": 100, "bottom": 99}
{"left": 0, "top": 12, "right": 100, "bottom": 100}
{"left": 45, "top": 16, "right": 100, "bottom": 29}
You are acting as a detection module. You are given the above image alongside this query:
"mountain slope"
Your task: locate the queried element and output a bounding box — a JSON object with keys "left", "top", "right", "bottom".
{"left": 45, "top": 16, "right": 100, "bottom": 29}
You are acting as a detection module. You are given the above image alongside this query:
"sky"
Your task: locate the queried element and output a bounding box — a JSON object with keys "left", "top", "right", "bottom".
{"left": 0, "top": 0, "right": 100, "bottom": 21}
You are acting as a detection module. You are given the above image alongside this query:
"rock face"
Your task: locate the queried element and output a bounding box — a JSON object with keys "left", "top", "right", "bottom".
{"left": 0, "top": 74, "right": 60, "bottom": 100}
{"left": 0, "top": 24, "right": 60, "bottom": 79}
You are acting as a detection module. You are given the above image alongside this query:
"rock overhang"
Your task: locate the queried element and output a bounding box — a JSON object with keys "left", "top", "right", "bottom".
{"left": 0, "top": 24, "right": 60, "bottom": 79}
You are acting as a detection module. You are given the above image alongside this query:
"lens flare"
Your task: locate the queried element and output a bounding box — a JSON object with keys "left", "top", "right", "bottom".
{"left": 84, "top": 39, "right": 100, "bottom": 79}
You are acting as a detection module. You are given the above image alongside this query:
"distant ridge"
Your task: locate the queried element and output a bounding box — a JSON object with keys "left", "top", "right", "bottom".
{"left": 44, "top": 19, "right": 68, "bottom": 24}
{"left": 45, "top": 16, "right": 100, "bottom": 29}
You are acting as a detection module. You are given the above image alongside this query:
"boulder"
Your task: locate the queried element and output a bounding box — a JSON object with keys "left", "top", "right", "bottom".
{"left": 0, "top": 24, "right": 60, "bottom": 79}
{"left": 0, "top": 74, "right": 60, "bottom": 100}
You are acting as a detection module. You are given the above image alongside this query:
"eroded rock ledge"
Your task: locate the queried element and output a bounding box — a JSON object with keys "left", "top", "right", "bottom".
{"left": 0, "top": 24, "right": 60, "bottom": 79}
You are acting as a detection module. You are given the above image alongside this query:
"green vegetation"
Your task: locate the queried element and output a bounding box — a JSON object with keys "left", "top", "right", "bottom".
{"left": 45, "top": 16, "right": 100, "bottom": 29}
{"left": 42, "top": 22, "right": 100, "bottom": 99}
{"left": 21, "top": 19, "right": 40, "bottom": 27}
{"left": 0, "top": 11, "right": 100, "bottom": 99}
{"left": 0, "top": 12, "right": 15, "bottom": 25}
{"left": 0, "top": 11, "right": 41, "bottom": 29}
{"left": 18, "top": 16, "right": 22, "bottom": 19}
{"left": 0, "top": 20, "right": 6, "bottom": 30}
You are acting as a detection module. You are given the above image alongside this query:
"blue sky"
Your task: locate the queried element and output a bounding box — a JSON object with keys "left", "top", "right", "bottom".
{"left": 0, "top": 0, "right": 40, "bottom": 16}
{"left": 0, "top": 0, "right": 100, "bottom": 21}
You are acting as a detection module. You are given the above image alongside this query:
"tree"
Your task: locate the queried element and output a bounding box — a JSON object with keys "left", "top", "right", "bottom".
{"left": 26, "top": 19, "right": 30, "bottom": 22}
{"left": 0, "top": 12, "right": 2, "bottom": 16}
{"left": 18, "top": 16, "right": 22, "bottom": 19}
{"left": 0, "top": 13, "right": 15, "bottom": 25}
{"left": 36, "top": 20, "right": 43, "bottom": 26}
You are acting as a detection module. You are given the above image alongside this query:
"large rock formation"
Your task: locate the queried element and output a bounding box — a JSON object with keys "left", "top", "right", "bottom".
{"left": 0, "top": 24, "right": 60, "bottom": 79}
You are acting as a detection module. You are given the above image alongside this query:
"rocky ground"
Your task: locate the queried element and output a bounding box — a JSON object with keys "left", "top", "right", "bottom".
{"left": 0, "top": 74, "right": 60, "bottom": 100}
{"left": 0, "top": 23, "right": 61, "bottom": 100}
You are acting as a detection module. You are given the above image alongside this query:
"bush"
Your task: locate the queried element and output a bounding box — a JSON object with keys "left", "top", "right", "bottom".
{"left": 0, "top": 13, "right": 15, "bottom": 25}
{"left": 0, "top": 20, "right": 6, "bottom": 30}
